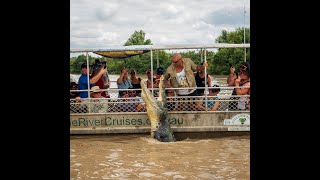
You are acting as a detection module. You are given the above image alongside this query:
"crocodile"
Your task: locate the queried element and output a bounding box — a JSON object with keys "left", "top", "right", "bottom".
{"left": 140, "top": 75, "right": 176, "bottom": 142}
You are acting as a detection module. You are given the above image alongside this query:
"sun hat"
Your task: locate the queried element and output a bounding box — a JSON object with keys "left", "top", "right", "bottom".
{"left": 91, "top": 86, "right": 100, "bottom": 93}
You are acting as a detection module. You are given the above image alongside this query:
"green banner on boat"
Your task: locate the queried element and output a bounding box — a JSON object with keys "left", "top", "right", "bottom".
{"left": 93, "top": 50, "right": 150, "bottom": 59}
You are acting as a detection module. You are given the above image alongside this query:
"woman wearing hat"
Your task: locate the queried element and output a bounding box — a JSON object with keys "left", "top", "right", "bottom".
{"left": 89, "top": 86, "right": 108, "bottom": 113}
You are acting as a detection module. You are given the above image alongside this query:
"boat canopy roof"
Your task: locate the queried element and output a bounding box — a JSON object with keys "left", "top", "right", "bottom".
{"left": 93, "top": 50, "right": 150, "bottom": 59}
{"left": 70, "top": 43, "right": 250, "bottom": 53}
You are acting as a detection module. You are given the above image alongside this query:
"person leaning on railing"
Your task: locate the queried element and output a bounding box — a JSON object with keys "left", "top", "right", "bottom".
{"left": 70, "top": 82, "right": 81, "bottom": 113}
{"left": 70, "top": 82, "right": 79, "bottom": 99}
{"left": 116, "top": 89, "right": 141, "bottom": 112}
{"left": 127, "top": 88, "right": 142, "bottom": 112}
{"left": 115, "top": 91, "right": 129, "bottom": 112}
{"left": 88, "top": 86, "right": 108, "bottom": 113}
{"left": 164, "top": 53, "right": 208, "bottom": 110}
{"left": 166, "top": 89, "right": 178, "bottom": 111}
{"left": 197, "top": 85, "right": 221, "bottom": 111}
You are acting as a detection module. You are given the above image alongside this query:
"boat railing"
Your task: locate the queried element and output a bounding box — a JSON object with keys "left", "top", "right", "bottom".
{"left": 70, "top": 86, "right": 250, "bottom": 114}
{"left": 70, "top": 43, "right": 250, "bottom": 115}
{"left": 70, "top": 77, "right": 230, "bottom": 98}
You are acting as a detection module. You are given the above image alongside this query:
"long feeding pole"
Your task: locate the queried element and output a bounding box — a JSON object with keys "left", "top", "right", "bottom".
{"left": 150, "top": 49, "right": 154, "bottom": 95}
{"left": 244, "top": 1, "right": 246, "bottom": 62}
{"left": 86, "top": 52, "right": 90, "bottom": 99}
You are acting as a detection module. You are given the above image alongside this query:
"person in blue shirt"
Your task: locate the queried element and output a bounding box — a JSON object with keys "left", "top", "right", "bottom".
{"left": 78, "top": 63, "right": 107, "bottom": 98}
{"left": 117, "top": 67, "right": 133, "bottom": 97}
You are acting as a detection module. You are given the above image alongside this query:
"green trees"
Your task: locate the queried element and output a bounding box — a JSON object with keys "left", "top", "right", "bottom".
{"left": 117, "top": 30, "right": 154, "bottom": 74}
{"left": 70, "top": 28, "right": 250, "bottom": 75}
{"left": 70, "top": 55, "right": 98, "bottom": 74}
{"left": 209, "top": 27, "right": 250, "bottom": 75}
{"left": 70, "top": 57, "right": 76, "bottom": 73}
{"left": 124, "top": 30, "right": 152, "bottom": 46}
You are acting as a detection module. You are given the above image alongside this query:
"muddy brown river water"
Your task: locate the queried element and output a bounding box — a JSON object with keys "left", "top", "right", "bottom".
{"left": 70, "top": 134, "right": 249, "bottom": 179}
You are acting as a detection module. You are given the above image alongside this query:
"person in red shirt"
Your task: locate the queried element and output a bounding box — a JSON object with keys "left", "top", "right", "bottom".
{"left": 91, "top": 59, "right": 110, "bottom": 98}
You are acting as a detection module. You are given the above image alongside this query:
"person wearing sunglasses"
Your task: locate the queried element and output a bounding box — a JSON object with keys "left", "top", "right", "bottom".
{"left": 164, "top": 53, "right": 207, "bottom": 110}
{"left": 164, "top": 53, "right": 202, "bottom": 95}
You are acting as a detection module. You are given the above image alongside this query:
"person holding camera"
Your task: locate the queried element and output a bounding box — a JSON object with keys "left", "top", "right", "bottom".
{"left": 117, "top": 67, "right": 133, "bottom": 97}
{"left": 227, "top": 62, "right": 250, "bottom": 111}
{"left": 91, "top": 59, "right": 110, "bottom": 98}
{"left": 234, "top": 62, "right": 250, "bottom": 110}
{"left": 227, "top": 64, "right": 237, "bottom": 87}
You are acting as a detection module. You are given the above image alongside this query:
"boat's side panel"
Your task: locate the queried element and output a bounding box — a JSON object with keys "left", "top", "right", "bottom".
{"left": 70, "top": 112, "right": 250, "bottom": 134}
